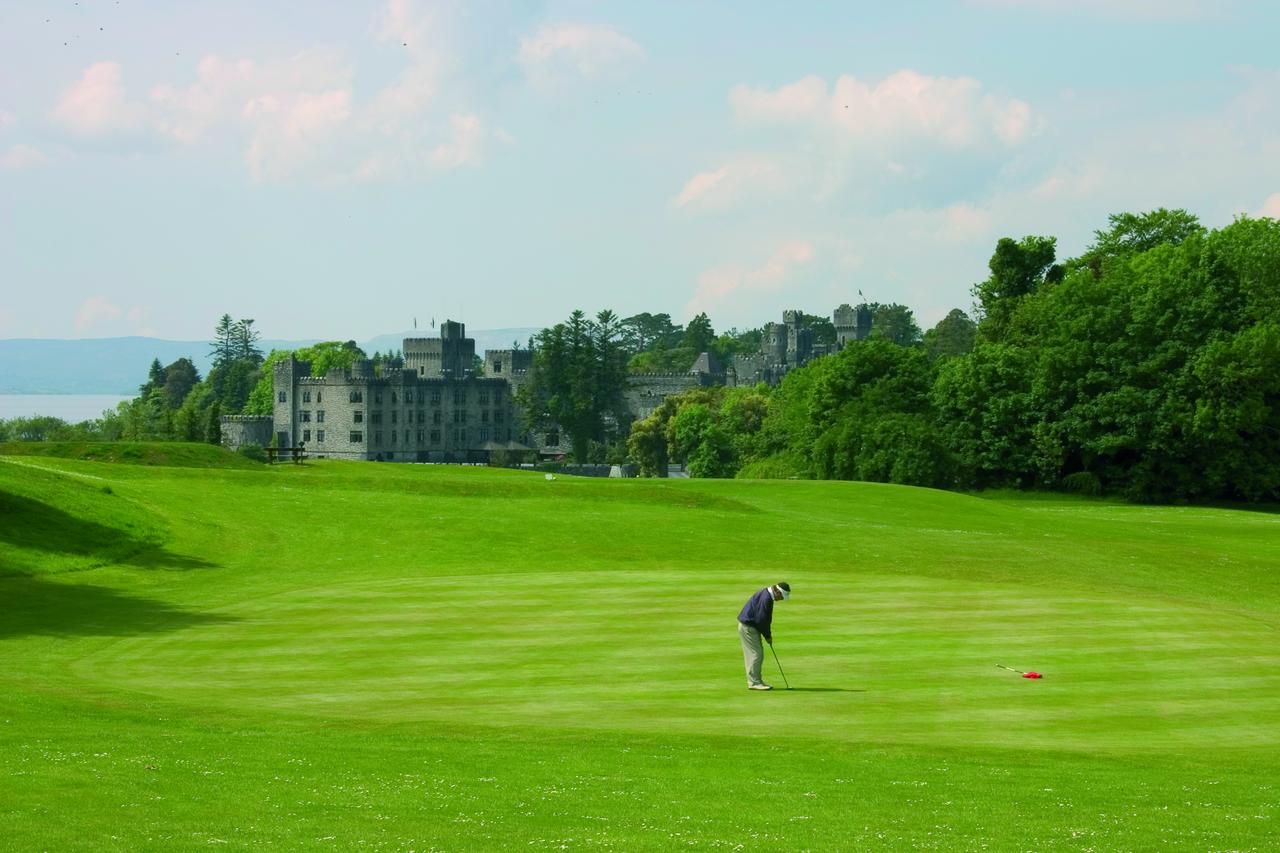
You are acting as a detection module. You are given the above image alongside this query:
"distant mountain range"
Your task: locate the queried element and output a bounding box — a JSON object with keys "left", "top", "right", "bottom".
{"left": 0, "top": 328, "right": 542, "bottom": 395}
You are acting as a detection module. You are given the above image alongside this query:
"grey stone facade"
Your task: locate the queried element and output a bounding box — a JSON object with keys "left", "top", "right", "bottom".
{"left": 222, "top": 306, "right": 869, "bottom": 460}
{"left": 833, "top": 303, "right": 873, "bottom": 347}
{"left": 271, "top": 328, "right": 520, "bottom": 461}
{"left": 220, "top": 415, "right": 272, "bottom": 450}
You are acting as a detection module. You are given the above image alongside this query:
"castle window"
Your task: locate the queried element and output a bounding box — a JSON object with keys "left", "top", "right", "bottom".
{"left": 349, "top": 391, "right": 363, "bottom": 403}
{"left": 374, "top": 392, "right": 382, "bottom": 404}
{"left": 430, "top": 430, "right": 441, "bottom": 444}
{"left": 316, "top": 391, "right": 322, "bottom": 403}
{"left": 452, "top": 410, "right": 459, "bottom": 424}
{"left": 278, "top": 391, "right": 287, "bottom": 403}
{"left": 317, "top": 430, "right": 325, "bottom": 443}
{"left": 354, "top": 411, "right": 364, "bottom": 423}
{"left": 371, "top": 411, "right": 382, "bottom": 424}
{"left": 430, "top": 389, "right": 441, "bottom": 404}
{"left": 460, "top": 410, "right": 468, "bottom": 424}
{"left": 390, "top": 431, "right": 396, "bottom": 444}
{"left": 481, "top": 410, "right": 489, "bottom": 424}
{"left": 546, "top": 430, "right": 559, "bottom": 446}
{"left": 495, "top": 409, "right": 504, "bottom": 424}
{"left": 433, "top": 411, "right": 441, "bottom": 425}
{"left": 493, "top": 360, "right": 502, "bottom": 374}
{"left": 417, "top": 410, "right": 425, "bottom": 424}
{"left": 302, "top": 429, "right": 311, "bottom": 443}
{"left": 479, "top": 390, "right": 490, "bottom": 405}
{"left": 317, "top": 410, "right": 325, "bottom": 423}
{"left": 419, "top": 366, "right": 425, "bottom": 376}
{"left": 391, "top": 411, "right": 398, "bottom": 424}
{"left": 299, "top": 410, "right": 311, "bottom": 423}
{"left": 303, "top": 391, "right": 311, "bottom": 403}
{"left": 417, "top": 429, "right": 424, "bottom": 443}
{"left": 453, "top": 389, "right": 466, "bottom": 405}
{"left": 350, "top": 431, "right": 363, "bottom": 443}
{"left": 391, "top": 392, "right": 397, "bottom": 404}
{"left": 479, "top": 427, "right": 489, "bottom": 441}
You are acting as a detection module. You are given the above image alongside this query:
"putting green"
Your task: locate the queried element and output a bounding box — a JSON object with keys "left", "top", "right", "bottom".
{"left": 66, "top": 571, "right": 1280, "bottom": 753}
{"left": 2, "top": 452, "right": 1279, "bottom": 849}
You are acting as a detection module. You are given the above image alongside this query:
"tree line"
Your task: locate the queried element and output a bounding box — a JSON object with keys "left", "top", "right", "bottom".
{"left": 6, "top": 207, "right": 1276, "bottom": 503}
{"left": 627, "top": 209, "right": 1280, "bottom": 503}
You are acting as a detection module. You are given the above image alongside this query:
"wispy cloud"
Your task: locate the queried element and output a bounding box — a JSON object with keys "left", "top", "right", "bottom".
{"left": 687, "top": 240, "right": 815, "bottom": 317}
{"left": 46, "top": 1, "right": 489, "bottom": 184}
{"left": 1257, "top": 193, "right": 1280, "bottom": 219}
{"left": 1, "top": 144, "right": 51, "bottom": 171}
{"left": 674, "top": 70, "right": 1037, "bottom": 213}
{"left": 672, "top": 158, "right": 793, "bottom": 210}
{"left": 52, "top": 61, "right": 147, "bottom": 137}
{"left": 731, "top": 70, "right": 1034, "bottom": 148}
{"left": 516, "top": 23, "right": 643, "bottom": 91}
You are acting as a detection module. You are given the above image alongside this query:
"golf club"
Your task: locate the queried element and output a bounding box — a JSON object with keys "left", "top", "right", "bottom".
{"left": 768, "top": 641, "right": 791, "bottom": 689}
{"left": 997, "top": 664, "right": 1043, "bottom": 679}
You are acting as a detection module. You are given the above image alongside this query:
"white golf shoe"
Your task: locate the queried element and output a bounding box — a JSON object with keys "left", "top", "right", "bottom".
{"left": 748, "top": 683, "right": 773, "bottom": 691}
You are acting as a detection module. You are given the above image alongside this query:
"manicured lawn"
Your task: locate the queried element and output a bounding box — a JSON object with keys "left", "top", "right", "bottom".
{"left": 2, "top": 450, "right": 1277, "bottom": 849}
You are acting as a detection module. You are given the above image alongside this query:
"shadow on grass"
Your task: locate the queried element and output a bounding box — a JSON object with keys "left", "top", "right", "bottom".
{"left": 781, "top": 687, "right": 866, "bottom": 693}
{"left": 0, "top": 490, "right": 217, "bottom": 571}
{"left": 0, "top": 575, "right": 238, "bottom": 639}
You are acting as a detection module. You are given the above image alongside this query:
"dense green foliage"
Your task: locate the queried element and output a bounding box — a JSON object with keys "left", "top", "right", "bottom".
{"left": 8, "top": 208, "right": 1276, "bottom": 503}
{"left": 519, "top": 310, "right": 630, "bottom": 460}
{"left": 243, "top": 340, "right": 367, "bottom": 415}
{"left": 632, "top": 210, "right": 1280, "bottom": 502}
{"left": 1, "top": 453, "right": 1277, "bottom": 848}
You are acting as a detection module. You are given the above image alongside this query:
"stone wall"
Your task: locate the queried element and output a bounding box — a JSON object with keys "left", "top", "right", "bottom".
{"left": 625, "top": 373, "right": 717, "bottom": 421}
{"left": 219, "top": 415, "right": 272, "bottom": 451}
{"left": 275, "top": 354, "right": 519, "bottom": 463}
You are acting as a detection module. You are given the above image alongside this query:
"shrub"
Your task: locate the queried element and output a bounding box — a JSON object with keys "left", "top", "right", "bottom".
{"left": 237, "top": 443, "right": 268, "bottom": 463}
{"left": 1062, "top": 471, "right": 1102, "bottom": 497}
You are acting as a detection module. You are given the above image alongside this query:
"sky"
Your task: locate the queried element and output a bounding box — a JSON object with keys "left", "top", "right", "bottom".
{"left": 2, "top": 0, "right": 1279, "bottom": 342}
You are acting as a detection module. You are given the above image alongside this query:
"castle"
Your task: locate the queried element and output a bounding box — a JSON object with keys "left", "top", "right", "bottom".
{"left": 222, "top": 306, "right": 874, "bottom": 461}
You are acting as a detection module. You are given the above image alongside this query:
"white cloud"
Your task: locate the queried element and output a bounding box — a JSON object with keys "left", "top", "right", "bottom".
{"left": 74, "top": 297, "right": 124, "bottom": 334}
{"left": 1, "top": 144, "right": 51, "bottom": 171}
{"left": 430, "top": 113, "right": 483, "bottom": 168}
{"left": 47, "top": 2, "right": 486, "bottom": 184}
{"left": 150, "top": 51, "right": 353, "bottom": 144}
{"left": 687, "top": 241, "right": 815, "bottom": 316}
{"left": 73, "top": 298, "right": 157, "bottom": 336}
{"left": 675, "top": 70, "right": 1037, "bottom": 213}
{"left": 243, "top": 87, "right": 355, "bottom": 182}
{"left": 731, "top": 70, "right": 1035, "bottom": 148}
{"left": 52, "top": 61, "right": 147, "bottom": 136}
{"left": 517, "top": 23, "right": 643, "bottom": 91}
{"left": 672, "top": 158, "right": 793, "bottom": 210}
{"left": 0, "top": 109, "right": 13, "bottom": 129}
{"left": 1257, "top": 193, "right": 1280, "bottom": 219}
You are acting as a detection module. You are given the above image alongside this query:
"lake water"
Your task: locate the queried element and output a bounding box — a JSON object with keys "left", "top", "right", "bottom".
{"left": 0, "top": 394, "right": 133, "bottom": 422}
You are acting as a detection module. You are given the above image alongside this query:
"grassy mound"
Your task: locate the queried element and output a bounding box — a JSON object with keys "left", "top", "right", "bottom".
{"left": 1, "top": 459, "right": 1277, "bottom": 849}
{"left": 0, "top": 457, "right": 170, "bottom": 575}
{"left": 0, "top": 440, "right": 264, "bottom": 469}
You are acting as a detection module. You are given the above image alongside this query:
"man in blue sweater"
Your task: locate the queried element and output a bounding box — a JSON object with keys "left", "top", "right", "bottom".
{"left": 737, "top": 582, "right": 790, "bottom": 690}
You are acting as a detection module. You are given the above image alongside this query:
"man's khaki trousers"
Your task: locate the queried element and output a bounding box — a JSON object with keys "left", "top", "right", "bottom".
{"left": 738, "top": 621, "right": 765, "bottom": 687}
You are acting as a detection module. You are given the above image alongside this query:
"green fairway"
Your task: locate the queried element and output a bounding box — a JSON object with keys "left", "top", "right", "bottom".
{"left": 2, "top": 451, "right": 1278, "bottom": 850}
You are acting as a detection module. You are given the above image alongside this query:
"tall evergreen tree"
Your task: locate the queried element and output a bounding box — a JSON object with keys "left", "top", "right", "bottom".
{"left": 210, "top": 314, "right": 236, "bottom": 372}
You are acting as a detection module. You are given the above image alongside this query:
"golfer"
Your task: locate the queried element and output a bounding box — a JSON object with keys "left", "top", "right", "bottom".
{"left": 738, "top": 582, "right": 790, "bottom": 690}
